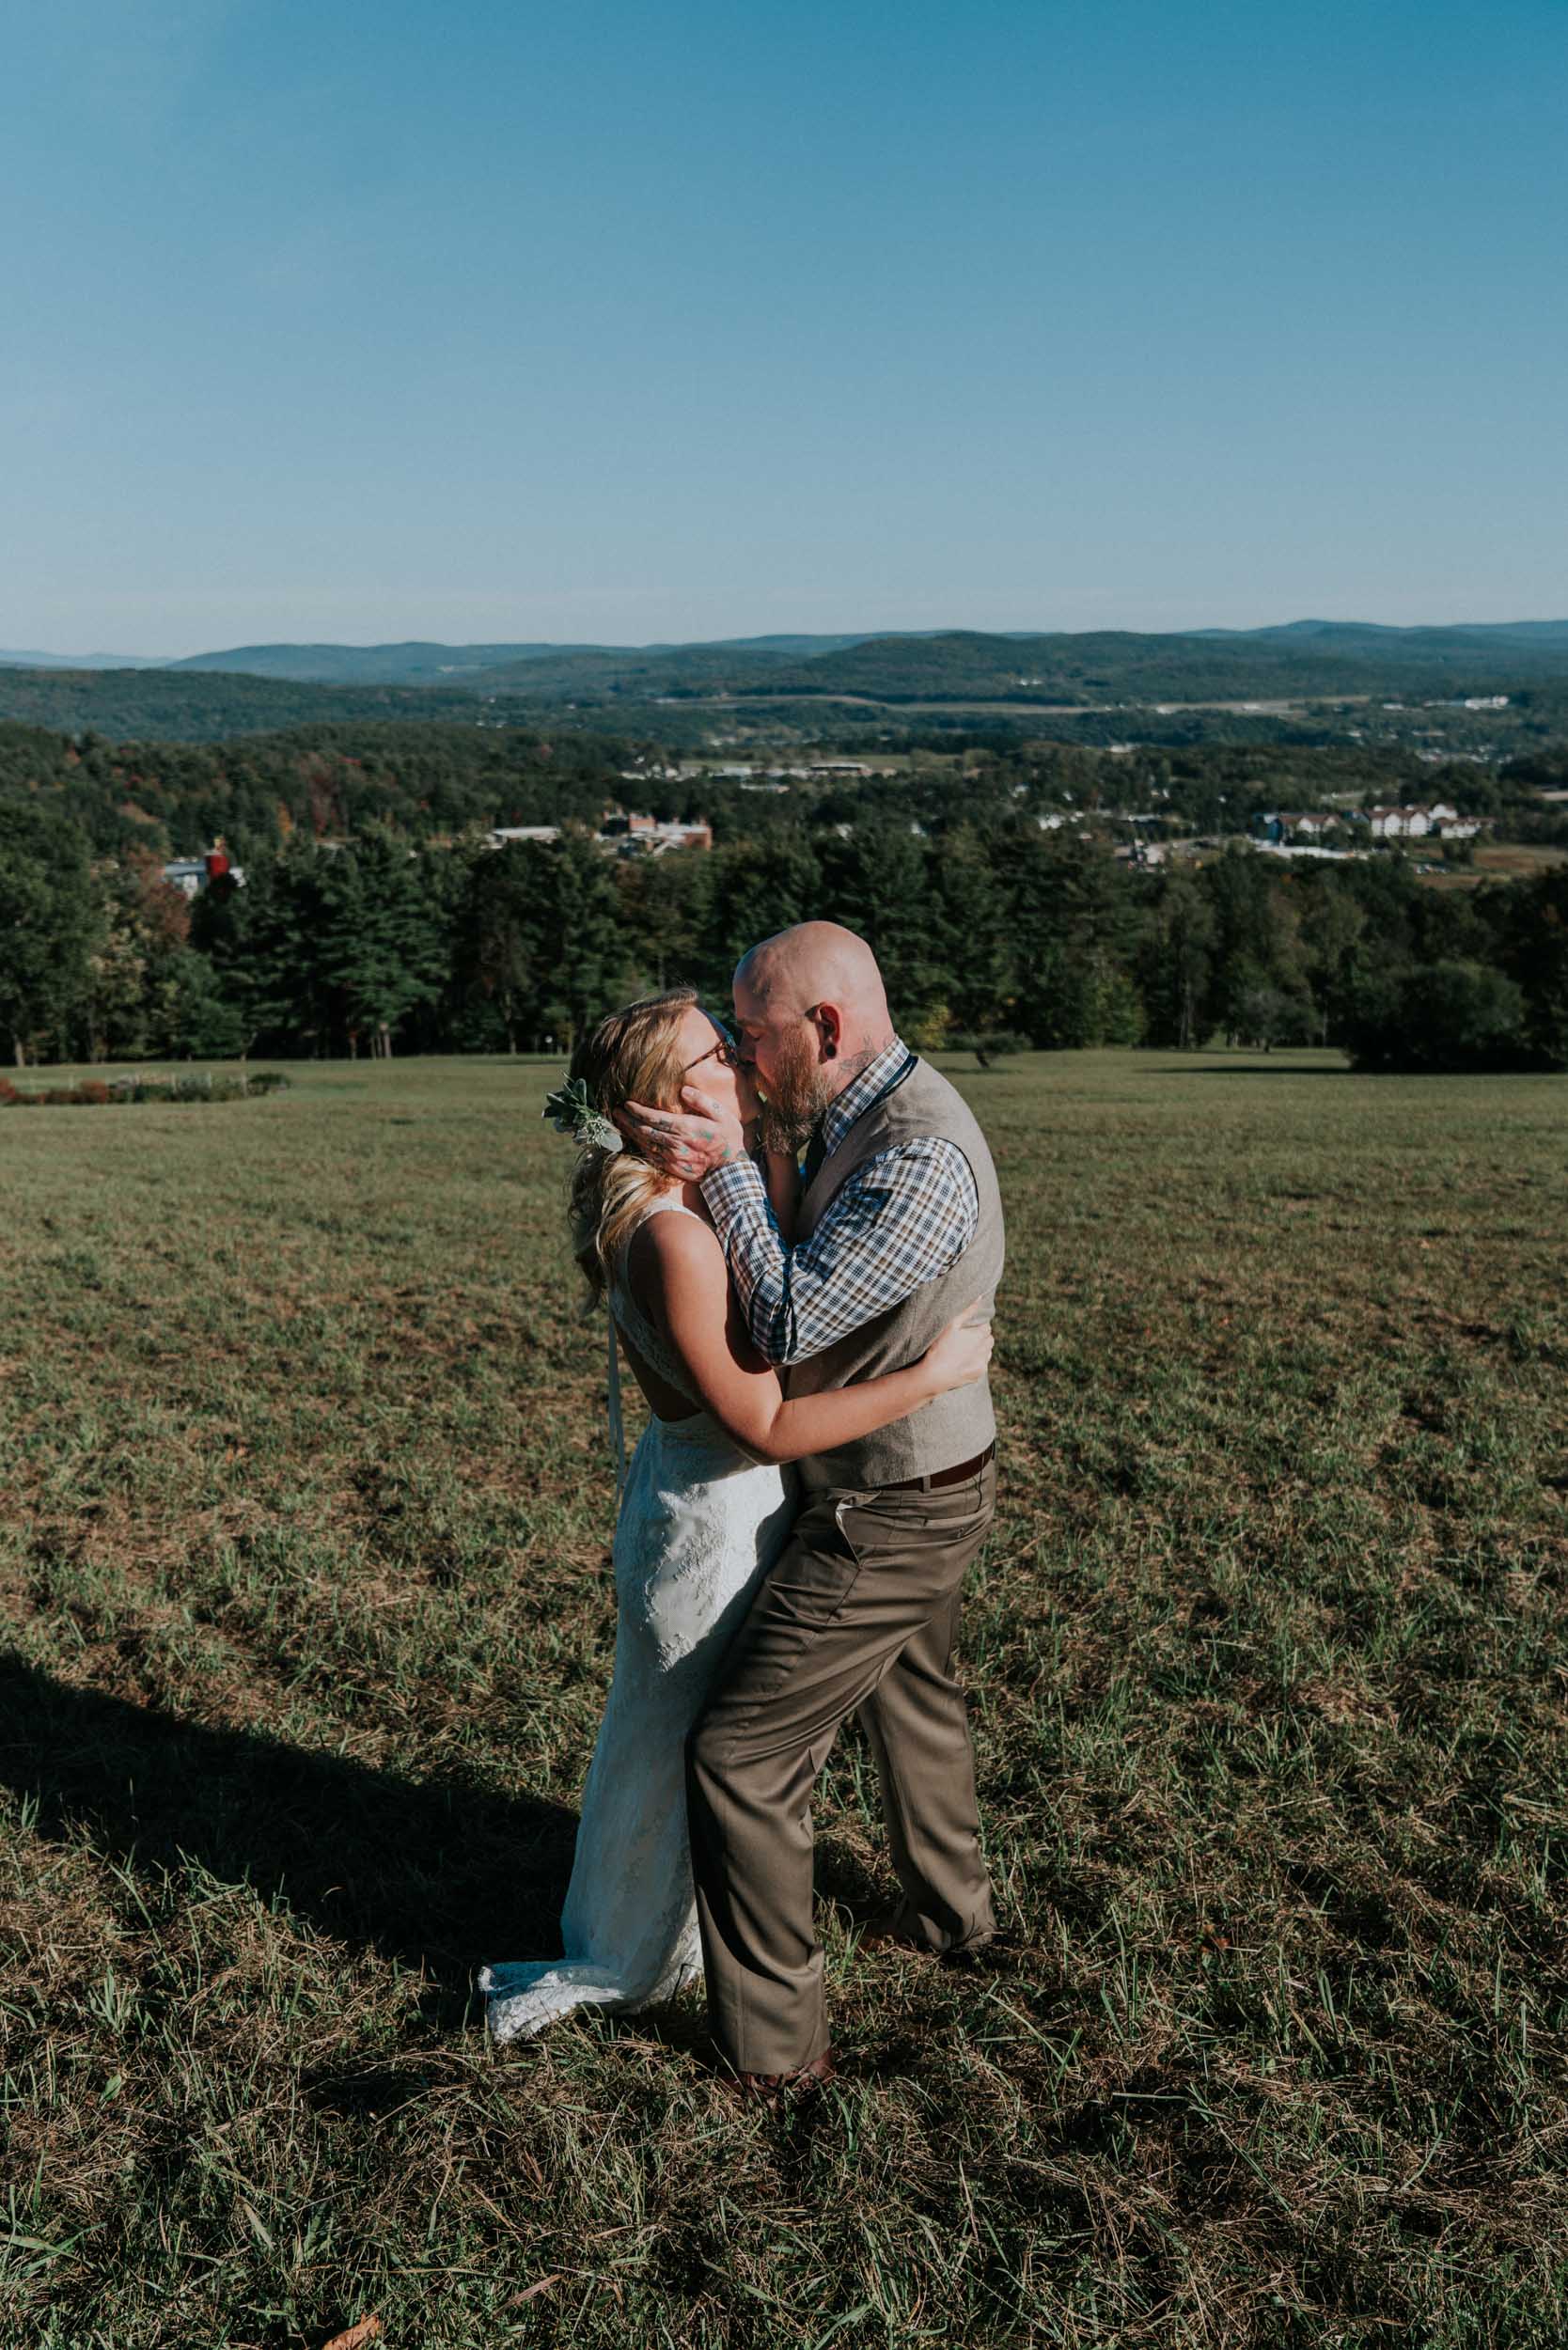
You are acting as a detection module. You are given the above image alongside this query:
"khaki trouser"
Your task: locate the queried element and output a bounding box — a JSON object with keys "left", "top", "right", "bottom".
{"left": 685, "top": 1459, "right": 997, "bottom": 2076}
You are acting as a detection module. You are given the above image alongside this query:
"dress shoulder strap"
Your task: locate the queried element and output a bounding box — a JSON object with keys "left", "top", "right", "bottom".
{"left": 636, "top": 1197, "right": 705, "bottom": 1227}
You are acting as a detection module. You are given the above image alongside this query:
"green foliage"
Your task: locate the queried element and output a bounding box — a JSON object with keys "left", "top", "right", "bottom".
{"left": 906, "top": 1001, "right": 956, "bottom": 1054}
{"left": 1345, "top": 959, "right": 1534, "bottom": 1072}
{"left": 0, "top": 796, "right": 100, "bottom": 1064}
{"left": 0, "top": 666, "right": 496, "bottom": 742}
{"left": 693, "top": 832, "right": 820, "bottom": 993}
{"left": 0, "top": 1068, "right": 287, "bottom": 1104}
{"left": 933, "top": 826, "right": 1012, "bottom": 1032}
{"left": 1137, "top": 867, "right": 1216, "bottom": 1047}
{"left": 816, "top": 819, "right": 943, "bottom": 1016}
{"left": 949, "top": 1028, "right": 1030, "bottom": 1068}
{"left": 0, "top": 715, "right": 624, "bottom": 867}
{"left": 3, "top": 712, "right": 1566, "bottom": 1074}
{"left": 1010, "top": 834, "right": 1143, "bottom": 1048}
{"left": 315, "top": 825, "right": 451, "bottom": 1053}
{"left": 1485, "top": 868, "right": 1568, "bottom": 1068}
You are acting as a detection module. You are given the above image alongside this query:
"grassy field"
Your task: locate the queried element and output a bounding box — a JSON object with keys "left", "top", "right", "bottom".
{"left": 1421, "top": 843, "right": 1568, "bottom": 892}
{"left": 2, "top": 1049, "right": 1565, "bottom": 2349}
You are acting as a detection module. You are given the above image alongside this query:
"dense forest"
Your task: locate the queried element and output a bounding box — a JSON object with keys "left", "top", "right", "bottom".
{"left": 0, "top": 719, "right": 628, "bottom": 864}
{"left": 3, "top": 713, "right": 1564, "bottom": 1076}
{"left": 0, "top": 669, "right": 498, "bottom": 744}
{"left": 3, "top": 716, "right": 1564, "bottom": 875}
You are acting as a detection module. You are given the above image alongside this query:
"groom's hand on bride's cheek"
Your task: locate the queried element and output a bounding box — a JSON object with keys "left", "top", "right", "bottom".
{"left": 619, "top": 1091, "right": 745, "bottom": 1177}
{"left": 680, "top": 1085, "right": 746, "bottom": 1167}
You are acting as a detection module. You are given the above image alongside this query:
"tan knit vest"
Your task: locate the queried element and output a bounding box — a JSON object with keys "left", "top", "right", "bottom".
{"left": 787, "top": 1057, "right": 1005, "bottom": 1490}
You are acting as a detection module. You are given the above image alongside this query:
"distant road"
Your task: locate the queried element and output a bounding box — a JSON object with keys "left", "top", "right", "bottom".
{"left": 671, "top": 693, "right": 1373, "bottom": 717}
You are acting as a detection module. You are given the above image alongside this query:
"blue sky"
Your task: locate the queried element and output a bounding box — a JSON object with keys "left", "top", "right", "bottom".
{"left": 3, "top": 0, "right": 1564, "bottom": 653}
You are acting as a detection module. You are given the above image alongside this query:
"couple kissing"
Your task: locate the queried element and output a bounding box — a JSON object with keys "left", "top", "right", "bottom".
{"left": 479, "top": 920, "right": 1008, "bottom": 2103}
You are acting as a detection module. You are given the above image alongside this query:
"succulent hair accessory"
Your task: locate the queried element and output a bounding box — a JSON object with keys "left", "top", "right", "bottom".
{"left": 543, "top": 1073, "right": 623, "bottom": 1154}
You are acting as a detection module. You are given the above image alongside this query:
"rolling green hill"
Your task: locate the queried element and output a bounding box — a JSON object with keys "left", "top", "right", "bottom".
{"left": 734, "top": 624, "right": 1568, "bottom": 705}
{"left": 461, "top": 619, "right": 1568, "bottom": 706}
{"left": 169, "top": 641, "right": 603, "bottom": 685}
{"left": 4, "top": 619, "right": 1568, "bottom": 744}
{"left": 0, "top": 666, "right": 499, "bottom": 742}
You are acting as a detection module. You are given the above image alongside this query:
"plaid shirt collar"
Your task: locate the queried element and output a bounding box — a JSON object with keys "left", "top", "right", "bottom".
{"left": 817, "top": 1034, "right": 914, "bottom": 1161}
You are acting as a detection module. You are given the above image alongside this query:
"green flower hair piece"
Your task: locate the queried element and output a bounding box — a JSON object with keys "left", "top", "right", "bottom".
{"left": 543, "top": 1073, "right": 623, "bottom": 1154}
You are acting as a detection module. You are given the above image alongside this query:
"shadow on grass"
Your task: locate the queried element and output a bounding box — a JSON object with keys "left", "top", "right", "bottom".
{"left": 0, "top": 1655, "right": 578, "bottom": 2018}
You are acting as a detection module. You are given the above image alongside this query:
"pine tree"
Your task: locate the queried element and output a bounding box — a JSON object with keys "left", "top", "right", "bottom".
{"left": 934, "top": 824, "right": 1014, "bottom": 1032}
{"left": 816, "top": 821, "right": 939, "bottom": 1026}
{"left": 0, "top": 800, "right": 100, "bottom": 1064}
{"left": 317, "top": 827, "right": 448, "bottom": 1058}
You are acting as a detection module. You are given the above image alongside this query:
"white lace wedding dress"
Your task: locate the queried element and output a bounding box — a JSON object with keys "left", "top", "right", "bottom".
{"left": 479, "top": 1200, "right": 797, "bottom": 2044}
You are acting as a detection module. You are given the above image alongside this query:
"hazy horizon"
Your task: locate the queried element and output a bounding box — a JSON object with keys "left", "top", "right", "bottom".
{"left": 8, "top": 610, "right": 1568, "bottom": 670}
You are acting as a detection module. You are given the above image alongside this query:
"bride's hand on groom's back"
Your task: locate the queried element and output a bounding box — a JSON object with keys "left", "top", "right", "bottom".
{"left": 921, "top": 1305, "right": 994, "bottom": 1395}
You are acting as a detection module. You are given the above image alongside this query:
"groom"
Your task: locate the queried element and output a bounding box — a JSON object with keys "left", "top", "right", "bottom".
{"left": 624, "top": 921, "right": 1006, "bottom": 2099}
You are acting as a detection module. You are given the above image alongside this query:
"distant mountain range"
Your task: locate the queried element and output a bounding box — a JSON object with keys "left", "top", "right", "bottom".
{"left": 0, "top": 630, "right": 931, "bottom": 681}
{"left": 4, "top": 619, "right": 1567, "bottom": 697}
{"left": 0, "top": 648, "right": 169, "bottom": 669}
{"left": 2, "top": 620, "right": 1567, "bottom": 744}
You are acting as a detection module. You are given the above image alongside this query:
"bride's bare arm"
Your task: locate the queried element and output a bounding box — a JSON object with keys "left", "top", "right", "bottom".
{"left": 627, "top": 1214, "right": 990, "bottom": 1466}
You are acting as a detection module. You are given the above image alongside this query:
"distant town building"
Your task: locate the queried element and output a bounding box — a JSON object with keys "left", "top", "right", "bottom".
{"left": 162, "top": 842, "right": 245, "bottom": 897}
{"left": 601, "top": 813, "right": 713, "bottom": 855}
{"left": 1258, "top": 810, "right": 1335, "bottom": 843}
{"left": 1365, "top": 805, "right": 1432, "bottom": 838}
{"left": 706, "top": 760, "right": 875, "bottom": 781}
{"left": 486, "top": 812, "right": 713, "bottom": 858}
{"left": 1255, "top": 841, "right": 1365, "bottom": 863}
{"left": 1357, "top": 802, "right": 1487, "bottom": 841}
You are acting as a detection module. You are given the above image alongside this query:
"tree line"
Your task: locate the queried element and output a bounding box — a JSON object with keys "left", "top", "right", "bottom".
{"left": 3, "top": 788, "right": 1564, "bottom": 1073}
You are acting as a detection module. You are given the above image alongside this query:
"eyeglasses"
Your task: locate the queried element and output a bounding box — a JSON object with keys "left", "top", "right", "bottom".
{"left": 683, "top": 1025, "right": 743, "bottom": 1074}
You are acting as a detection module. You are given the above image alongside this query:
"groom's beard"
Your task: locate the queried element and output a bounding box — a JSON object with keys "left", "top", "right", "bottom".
{"left": 755, "top": 1028, "right": 836, "bottom": 1154}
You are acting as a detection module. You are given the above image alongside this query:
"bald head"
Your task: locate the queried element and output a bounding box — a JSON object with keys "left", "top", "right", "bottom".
{"left": 732, "top": 922, "right": 895, "bottom": 1117}
{"left": 737, "top": 922, "right": 890, "bottom": 1028}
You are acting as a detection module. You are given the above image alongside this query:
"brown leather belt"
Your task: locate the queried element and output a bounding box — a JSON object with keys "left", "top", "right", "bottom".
{"left": 885, "top": 1440, "right": 996, "bottom": 1494}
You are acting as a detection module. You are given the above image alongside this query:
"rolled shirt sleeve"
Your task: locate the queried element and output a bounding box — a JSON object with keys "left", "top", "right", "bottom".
{"left": 700, "top": 1137, "right": 980, "bottom": 1368}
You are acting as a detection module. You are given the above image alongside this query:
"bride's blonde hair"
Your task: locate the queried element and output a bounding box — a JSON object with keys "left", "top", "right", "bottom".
{"left": 567, "top": 986, "right": 701, "bottom": 1302}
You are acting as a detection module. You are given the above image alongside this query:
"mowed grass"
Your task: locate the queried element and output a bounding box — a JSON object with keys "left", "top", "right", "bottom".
{"left": 2, "top": 1049, "right": 1566, "bottom": 2350}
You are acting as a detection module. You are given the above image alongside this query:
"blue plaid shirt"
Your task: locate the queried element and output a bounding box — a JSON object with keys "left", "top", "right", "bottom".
{"left": 699, "top": 1037, "right": 980, "bottom": 1368}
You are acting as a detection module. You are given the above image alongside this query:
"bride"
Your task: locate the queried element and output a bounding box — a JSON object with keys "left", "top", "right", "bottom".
{"left": 478, "top": 986, "right": 992, "bottom": 2044}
